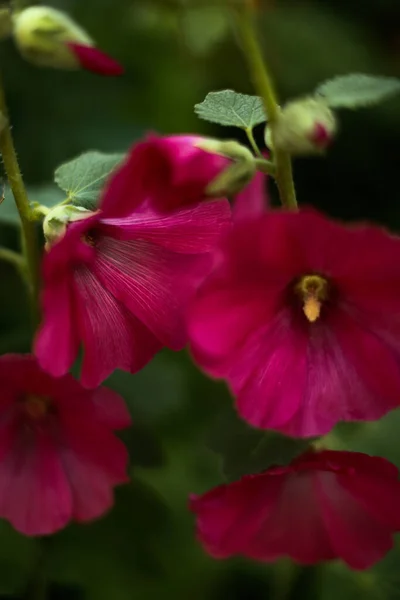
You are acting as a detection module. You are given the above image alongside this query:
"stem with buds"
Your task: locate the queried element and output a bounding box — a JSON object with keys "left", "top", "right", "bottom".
{"left": 232, "top": 2, "right": 297, "bottom": 209}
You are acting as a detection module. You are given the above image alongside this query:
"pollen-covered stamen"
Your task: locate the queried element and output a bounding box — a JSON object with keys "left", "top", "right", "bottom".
{"left": 24, "top": 395, "right": 51, "bottom": 420}
{"left": 295, "top": 274, "right": 329, "bottom": 323}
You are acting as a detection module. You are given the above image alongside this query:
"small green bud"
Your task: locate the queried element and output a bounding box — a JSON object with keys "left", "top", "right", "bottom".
{"left": 196, "top": 138, "right": 257, "bottom": 197}
{"left": 265, "top": 97, "right": 338, "bottom": 156}
{"left": 12, "top": 6, "right": 93, "bottom": 70}
{"left": 43, "top": 204, "right": 92, "bottom": 248}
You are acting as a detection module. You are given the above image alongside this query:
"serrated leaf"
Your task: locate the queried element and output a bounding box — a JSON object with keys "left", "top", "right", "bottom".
{"left": 315, "top": 74, "right": 400, "bottom": 109}
{"left": 54, "top": 151, "right": 125, "bottom": 210}
{"left": 195, "top": 90, "right": 266, "bottom": 128}
{"left": 208, "top": 407, "right": 313, "bottom": 481}
{"left": 0, "top": 185, "right": 65, "bottom": 227}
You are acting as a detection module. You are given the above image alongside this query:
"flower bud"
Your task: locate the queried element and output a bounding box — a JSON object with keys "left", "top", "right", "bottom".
{"left": 265, "top": 97, "right": 337, "bottom": 156}
{"left": 196, "top": 139, "right": 257, "bottom": 197}
{"left": 12, "top": 6, "right": 123, "bottom": 75}
{"left": 43, "top": 204, "right": 92, "bottom": 248}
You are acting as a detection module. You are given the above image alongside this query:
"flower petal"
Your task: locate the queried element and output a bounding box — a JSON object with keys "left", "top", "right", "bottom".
{"left": 190, "top": 472, "right": 283, "bottom": 558}
{"left": 58, "top": 415, "right": 129, "bottom": 522}
{"left": 231, "top": 310, "right": 309, "bottom": 431}
{"left": 91, "top": 387, "right": 132, "bottom": 430}
{"left": 233, "top": 172, "right": 268, "bottom": 221}
{"left": 73, "top": 266, "right": 162, "bottom": 388}
{"left": 188, "top": 285, "right": 280, "bottom": 377}
{"left": 317, "top": 471, "right": 393, "bottom": 569}
{"left": 100, "top": 199, "right": 231, "bottom": 254}
{"left": 67, "top": 42, "right": 124, "bottom": 76}
{"left": 35, "top": 273, "right": 80, "bottom": 378}
{"left": 93, "top": 235, "right": 209, "bottom": 348}
{"left": 0, "top": 427, "right": 72, "bottom": 536}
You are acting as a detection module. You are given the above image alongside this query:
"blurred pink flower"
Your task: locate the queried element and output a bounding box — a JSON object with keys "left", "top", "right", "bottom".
{"left": 0, "top": 354, "right": 130, "bottom": 536}
{"left": 190, "top": 449, "right": 400, "bottom": 570}
{"left": 114, "top": 134, "right": 230, "bottom": 213}
{"left": 35, "top": 141, "right": 231, "bottom": 388}
{"left": 188, "top": 208, "right": 400, "bottom": 437}
{"left": 232, "top": 170, "right": 269, "bottom": 221}
{"left": 67, "top": 43, "right": 124, "bottom": 76}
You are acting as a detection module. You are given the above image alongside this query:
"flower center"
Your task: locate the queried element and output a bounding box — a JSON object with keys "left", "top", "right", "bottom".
{"left": 295, "top": 274, "right": 329, "bottom": 323}
{"left": 24, "top": 395, "right": 51, "bottom": 420}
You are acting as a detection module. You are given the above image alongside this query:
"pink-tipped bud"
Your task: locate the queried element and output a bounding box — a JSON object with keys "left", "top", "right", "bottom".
{"left": 265, "top": 97, "right": 337, "bottom": 156}
{"left": 12, "top": 6, "right": 123, "bottom": 76}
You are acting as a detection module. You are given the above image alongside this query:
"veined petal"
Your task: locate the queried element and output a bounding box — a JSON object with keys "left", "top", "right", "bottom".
{"left": 73, "top": 266, "right": 162, "bottom": 388}
{"left": 99, "top": 199, "right": 231, "bottom": 254}
{"left": 35, "top": 273, "right": 80, "bottom": 378}
{"left": 93, "top": 235, "right": 209, "bottom": 348}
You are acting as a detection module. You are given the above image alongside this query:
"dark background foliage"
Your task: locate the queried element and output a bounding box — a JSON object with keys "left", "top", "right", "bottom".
{"left": 0, "top": 0, "right": 400, "bottom": 598}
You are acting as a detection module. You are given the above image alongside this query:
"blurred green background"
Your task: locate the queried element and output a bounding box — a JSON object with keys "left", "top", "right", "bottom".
{"left": 1, "top": 0, "right": 400, "bottom": 598}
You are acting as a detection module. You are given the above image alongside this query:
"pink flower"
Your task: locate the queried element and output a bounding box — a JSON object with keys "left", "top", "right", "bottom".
{"left": 233, "top": 171, "right": 269, "bottom": 221}
{"left": 0, "top": 354, "right": 130, "bottom": 536}
{"left": 188, "top": 209, "right": 400, "bottom": 437}
{"left": 35, "top": 142, "right": 231, "bottom": 388}
{"left": 190, "top": 449, "right": 400, "bottom": 570}
{"left": 121, "top": 134, "right": 230, "bottom": 212}
{"left": 67, "top": 43, "right": 124, "bottom": 76}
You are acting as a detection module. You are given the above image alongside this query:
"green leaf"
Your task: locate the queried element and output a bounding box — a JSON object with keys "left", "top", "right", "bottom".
{"left": 54, "top": 151, "right": 125, "bottom": 210}
{"left": 315, "top": 74, "right": 400, "bottom": 108}
{"left": 0, "top": 185, "right": 65, "bottom": 227}
{"left": 195, "top": 90, "right": 266, "bottom": 129}
{"left": 208, "top": 407, "right": 313, "bottom": 481}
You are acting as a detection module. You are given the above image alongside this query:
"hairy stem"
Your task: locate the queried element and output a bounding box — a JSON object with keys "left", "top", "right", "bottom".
{"left": 232, "top": 2, "right": 297, "bottom": 209}
{"left": 0, "top": 73, "right": 41, "bottom": 326}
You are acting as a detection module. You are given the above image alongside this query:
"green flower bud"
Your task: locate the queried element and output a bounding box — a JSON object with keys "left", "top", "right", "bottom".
{"left": 12, "top": 6, "right": 93, "bottom": 70}
{"left": 265, "top": 97, "right": 338, "bottom": 156}
{"left": 43, "top": 204, "right": 93, "bottom": 248}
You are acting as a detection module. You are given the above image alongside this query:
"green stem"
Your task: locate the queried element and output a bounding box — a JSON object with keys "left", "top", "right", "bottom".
{"left": 0, "top": 73, "right": 41, "bottom": 326}
{"left": 245, "top": 126, "right": 263, "bottom": 158}
{"left": 232, "top": 3, "right": 297, "bottom": 209}
{"left": 254, "top": 157, "right": 276, "bottom": 176}
{"left": 0, "top": 245, "right": 26, "bottom": 273}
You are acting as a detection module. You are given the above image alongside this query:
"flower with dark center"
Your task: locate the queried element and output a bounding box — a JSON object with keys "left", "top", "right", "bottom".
{"left": 188, "top": 209, "right": 400, "bottom": 437}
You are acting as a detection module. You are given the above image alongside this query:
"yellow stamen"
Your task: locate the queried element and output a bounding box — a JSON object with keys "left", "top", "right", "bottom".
{"left": 303, "top": 294, "right": 321, "bottom": 322}
{"left": 24, "top": 395, "right": 50, "bottom": 420}
{"left": 295, "top": 274, "right": 329, "bottom": 323}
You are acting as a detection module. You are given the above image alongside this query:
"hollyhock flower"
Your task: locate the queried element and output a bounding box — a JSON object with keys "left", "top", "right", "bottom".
{"left": 188, "top": 208, "right": 400, "bottom": 437}
{"left": 120, "top": 134, "right": 231, "bottom": 213}
{"left": 0, "top": 354, "right": 130, "bottom": 536}
{"left": 232, "top": 171, "right": 269, "bottom": 221}
{"left": 35, "top": 142, "right": 231, "bottom": 388}
{"left": 12, "top": 6, "right": 123, "bottom": 75}
{"left": 190, "top": 449, "right": 400, "bottom": 570}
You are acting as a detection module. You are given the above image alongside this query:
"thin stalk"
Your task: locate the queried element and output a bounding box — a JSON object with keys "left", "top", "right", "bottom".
{"left": 232, "top": 3, "right": 297, "bottom": 209}
{"left": 0, "top": 73, "right": 41, "bottom": 325}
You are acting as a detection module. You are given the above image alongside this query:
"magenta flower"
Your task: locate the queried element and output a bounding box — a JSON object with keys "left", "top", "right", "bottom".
{"left": 190, "top": 449, "right": 400, "bottom": 570}
{"left": 188, "top": 209, "right": 400, "bottom": 437}
{"left": 232, "top": 171, "right": 269, "bottom": 221}
{"left": 0, "top": 354, "right": 130, "bottom": 536}
{"left": 35, "top": 143, "right": 231, "bottom": 388}
{"left": 121, "top": 134, "right": 230, "bottom": 212}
